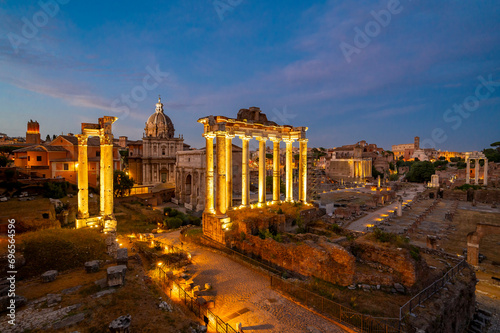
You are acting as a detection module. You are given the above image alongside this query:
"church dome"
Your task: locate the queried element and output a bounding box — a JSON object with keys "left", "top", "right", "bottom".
{"left": 145, "top": 97, "right": 175, "bottom": 138}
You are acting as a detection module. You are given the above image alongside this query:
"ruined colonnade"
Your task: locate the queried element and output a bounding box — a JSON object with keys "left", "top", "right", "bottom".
{"left": 465, "top": 152, "right": 488, "bottom": 186}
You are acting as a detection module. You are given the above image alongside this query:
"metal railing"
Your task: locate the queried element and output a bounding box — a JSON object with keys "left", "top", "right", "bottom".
{"left": 270, "top": 275, "right": 400, "bottom": 333}
{"left": 197, "top": 235, "right": 400, "bottom": 333}
{"left": 156, "top": 266, "right": 238, "bottom": 333}
{"left": 399, "top": 259, "right": 467, "bottom": 322}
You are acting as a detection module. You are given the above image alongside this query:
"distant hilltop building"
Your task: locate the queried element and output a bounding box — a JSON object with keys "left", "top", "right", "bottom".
{"left": 125, "top": 97, "right": 190, "bottom": 189}
{"left": 392, "top": 136, "right": 464, "bottom": 161}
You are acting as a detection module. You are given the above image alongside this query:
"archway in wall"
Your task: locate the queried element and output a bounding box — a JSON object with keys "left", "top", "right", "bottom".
{"left": 160, "top": 167, "right": 168, "bottom": 183}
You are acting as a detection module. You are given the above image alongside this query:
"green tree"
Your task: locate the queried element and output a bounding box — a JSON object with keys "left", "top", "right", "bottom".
{"left": 113, "top": 170, "right": 135, "bottom": 197}
{"left": 45, "top": 134, "right": 51, "bottom": 142}
{"left": 52, "top": 134, "right": 57, "bottom": 140}
{"left": 405, "top": 161, "right": 435, "bottom": 183}
{"left": 483, "top": 148, "right": 500, "bottom": 163}
{"left": 0, "top": 155, "right": 10, "bottom": 167}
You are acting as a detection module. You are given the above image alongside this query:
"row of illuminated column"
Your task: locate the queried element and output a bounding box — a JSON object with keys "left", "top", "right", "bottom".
{"left": 77, "top": 135, "right": 114, "bottom": 220}
{"left": 352, "top": 160, "right": 371, "bottom": 178}
{"left": 204, "top": 132, "right": 308, "bottom": 216}
{"left": 465, "top": 158, "right": 488, "bottom": 185}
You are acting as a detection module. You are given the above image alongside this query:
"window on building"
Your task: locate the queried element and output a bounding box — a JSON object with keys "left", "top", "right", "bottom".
{"left": 96, "top": 151, "right": 100, "bottom": 157}
{"left": 64, "top": 163, "right": 69, "bottom": 171}
{"left": 37, "top": 156, "right": 42, "bottom": 161}
{"left": 162, "top": 148, "right": 166, "bottom": 156}
{"left": 28, "top": 156, "right": 30, "bottom": 161}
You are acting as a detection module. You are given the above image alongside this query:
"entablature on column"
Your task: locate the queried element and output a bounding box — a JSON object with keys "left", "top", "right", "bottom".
{"left": 198, "top": 115, "right": 307, "bottom": 141}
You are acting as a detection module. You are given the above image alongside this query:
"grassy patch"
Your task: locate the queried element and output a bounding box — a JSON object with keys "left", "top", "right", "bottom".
{"left": 19, "top": 228, "right": 108, "bottom": 277}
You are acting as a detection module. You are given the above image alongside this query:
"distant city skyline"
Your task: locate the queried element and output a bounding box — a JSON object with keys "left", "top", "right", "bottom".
{"left": 1, "top": 1, "right": 499, "bottom": 151}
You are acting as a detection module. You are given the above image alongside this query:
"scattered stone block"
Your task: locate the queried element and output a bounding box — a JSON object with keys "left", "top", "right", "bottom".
{"left": 204, "top": 283, "right": 212, "bottom": 290}
{"left": 52, "top": 313, "right": 85, "bottom": 330}
{"left": 394, "top": 283, "right": 405, "bottom": 294}
{"left": 92, "top": 289, "right": 117, "bottom": 298}
{"left": 62, "top": 285, "right": 82, "bottom": 295}
{"left": 41, "top": 270, "right": 58, "bottom": 283}
{"left": 47, "top": 293, "right": 62, "bottom": 307}
{"left": 85, "top": 260, "right": 100, "bottom": 273}
{"left": 95, "top": 278, "right": 107, "bottom": 289}
{"left": 109, "top": 314, "right": 131, "bottom": 333}
{"left": 116, "top": 248, "right": 128, "bottom": 265}
{"left": 107, "top": 265, "right": 127, "bottom": 287}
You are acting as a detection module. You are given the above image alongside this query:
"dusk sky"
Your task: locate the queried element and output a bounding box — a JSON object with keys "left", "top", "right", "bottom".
{"left": 1, "top": 0, "right": 499, "bottom": 151}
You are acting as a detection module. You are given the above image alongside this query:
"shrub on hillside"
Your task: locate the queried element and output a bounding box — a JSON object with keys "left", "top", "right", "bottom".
{"left": 20, "top": 229, "right": 107, "bottom": 276}
{"left": 164, "top": 217, "right": 183, "bottom": 229}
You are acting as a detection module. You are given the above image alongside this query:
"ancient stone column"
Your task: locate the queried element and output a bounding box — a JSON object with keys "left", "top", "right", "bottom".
{"left": 204, "top": 133, "right": 216, "bottom": 214}
{"left": 271, "top": 138, "right": 281, "bottom": 203}
{"left": 216, "top": 132, "right": 227, "bottom": 215}
{"left": 377, "top": 175, "right": 381, "bottom": 188}
{"left": 484, "top": 159, "right": 488, "bottom": 186}
{"left": 299, "top": 139, "right": 308, "bottom": 202}
{"left": 225, "top": 134, "right": 234, "bottom": 209}
{"left": 241, "top": 136, "right": 250, "bottom": 206}
{"left": 475, "top": 159, "right": 479, "bottom": 185}
{"left": 466, "top": 155, "right": 470, "bottom": 184}
{"left": 77, "top": 135, "right": 89, "bottom": 222}
{"left": 100, "top": 135, "right": 114, "bottom": 217}
{"left": 397, "top": 200, "right": 402, "bottom": 217}
{"left": 284, "top": 138, "right": 294, "bottom": 202}
{"left": 257, "top": 137, "right": 267, "bottom": 205}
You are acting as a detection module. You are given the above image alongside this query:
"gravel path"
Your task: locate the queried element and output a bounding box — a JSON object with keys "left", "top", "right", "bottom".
{"left": 156, "top": 231, "right": 347, "bottom": 333}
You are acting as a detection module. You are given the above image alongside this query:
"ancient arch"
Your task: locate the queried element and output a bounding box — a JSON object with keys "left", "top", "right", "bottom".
{"left": 467, "top": 223, "right": 500, "bottom": 266}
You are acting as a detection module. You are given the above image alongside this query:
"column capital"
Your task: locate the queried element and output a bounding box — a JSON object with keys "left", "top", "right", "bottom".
{"left": 225, "top": 133, "right": 235, "bottom": 139}
{"left": 298, "top": 138, "right": 309, "bottom": 143}
{"left": 203, "top": 132, "right": 216, "bottom": 139}
{"left": 76, "top": 134, "right": 88, "bottom": 145}
{"left": 269, "top": 137, "right": 281, "bottom": 143}
{"left": 256, "top": 136, "right": 268, "bottom": 142}
{"left": 283, "top": 137, "right": 295, "bottom": 144}
{"left": 238, "top": 135, "right": 252, "bottom": 141}
{"left": 215, "top": 130, "right": 227, "bottom": 137}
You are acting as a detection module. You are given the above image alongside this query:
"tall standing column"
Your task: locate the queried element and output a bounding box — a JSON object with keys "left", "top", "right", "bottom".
{"left": 100, "top": 135, "right": 114, "bottom": 217}
{"left": 241, "top": 136, "right": 250, "bottom": 206}
{"left": 284, "top": 138, "right": 294, "bottom": 202}
{"left": 474, "top": 159, "right": 479, "bottom": 185}
{"left": 484, "top": 159, "right": 488, "bottom": 186}
{"left": 299, "top": 139, "right": 308, "bottom": 202}
{"left": 225, "top": 134, "right": 234, "bottom": 209}
{"left": 204, "top": 133, "right": 216, "bottom": 214}
{"left": 466, "top": 156, "right": 470, "bottom": 184}
{"left": 257, "top": 137, "right": 267, "bottom": 205}
{"left": 216, "top": 132, "right": 227, "bottom": 215}
{"left": 77, "top": 135, "right": 89, "bottom": 221}
{"left": 271, "top": 138, "right": 281, "bottom": 203}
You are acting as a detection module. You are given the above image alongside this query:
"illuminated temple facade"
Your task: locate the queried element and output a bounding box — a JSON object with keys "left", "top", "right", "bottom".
{"left": 198, "top": 107, "right": 308, "bottom": 243}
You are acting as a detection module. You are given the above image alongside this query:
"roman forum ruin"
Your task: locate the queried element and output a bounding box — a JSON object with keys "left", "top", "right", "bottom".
{"left": 76, "top": 116, "right": 118, "bottom": 232}
{"left": 465, "top": 151, "right": 488, "bottom": 185}
{"left": 198, "top": 107, "right": 308, "bottom": 243}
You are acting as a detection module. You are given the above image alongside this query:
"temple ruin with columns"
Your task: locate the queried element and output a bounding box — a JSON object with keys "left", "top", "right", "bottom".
{"left": 198, "top": 107, "right": 308, "bottom": 244}
{"left": 76, "top": 116, "right": 118, "bottom": 233}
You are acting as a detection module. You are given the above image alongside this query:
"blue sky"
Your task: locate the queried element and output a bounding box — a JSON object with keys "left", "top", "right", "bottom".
{"left": 0, "top": 0, "right": 499, "bottom": 151}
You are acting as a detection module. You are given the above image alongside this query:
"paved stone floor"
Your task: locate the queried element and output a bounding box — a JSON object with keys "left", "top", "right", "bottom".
{"left": 156, "top": 231, "right": 348, "bottom": 333}
{"left": 346, "top": 184, "right": 424, "bottom": 232}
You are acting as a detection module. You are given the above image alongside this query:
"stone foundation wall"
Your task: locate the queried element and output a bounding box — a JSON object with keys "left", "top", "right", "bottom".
{"left": 409, "top": 266, "right": 476, "bottom": 333}
{"left": 355, "top": 238, "right": 426, "bottom": 287}
{"left": 233, "top": 235, "right": 356, "bottom": 286}
{"left": 474, "top": 189, "right": 500, "bottom": 204}
{"left": 442, "top": 189, "right": 467, "bottom": 201}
